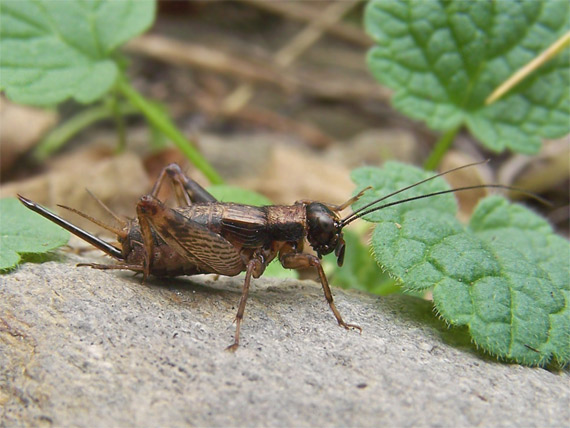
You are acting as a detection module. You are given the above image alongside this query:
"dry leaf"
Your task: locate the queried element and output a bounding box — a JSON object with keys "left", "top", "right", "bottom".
{"left": 235, "top": 144, "right": 354, "bottom": 206}
{"left": 0, "top": 97, "right": 58, "bottom": 173}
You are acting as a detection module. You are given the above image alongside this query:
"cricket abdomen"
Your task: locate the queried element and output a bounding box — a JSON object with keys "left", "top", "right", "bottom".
{"left": 121, "top": 222, "right": 210, "bottom": 276}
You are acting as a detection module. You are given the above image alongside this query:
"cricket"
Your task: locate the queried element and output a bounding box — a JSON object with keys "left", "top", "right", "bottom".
{"left": 18, "top": 161, "right": 535, "bottom": 350}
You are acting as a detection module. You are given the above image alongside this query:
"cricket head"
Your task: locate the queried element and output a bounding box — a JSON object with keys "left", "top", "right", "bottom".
{"left": 306, "top": 202, "right": 346, "bottom": 266}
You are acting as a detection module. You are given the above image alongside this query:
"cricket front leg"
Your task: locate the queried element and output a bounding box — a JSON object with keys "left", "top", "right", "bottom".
{"left": 226, "top": 257, "right": 264, "bottom": 352}
{"left": 280, "top": 252, "right": 361, "bottom": 332}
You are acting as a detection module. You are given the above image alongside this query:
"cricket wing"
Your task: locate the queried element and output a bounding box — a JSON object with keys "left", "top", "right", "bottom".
{"left": 148, "top": 205, "right": 245, "bottom": 276}
{"left": 220, "top": 204, "right": 268, "bottom": 247}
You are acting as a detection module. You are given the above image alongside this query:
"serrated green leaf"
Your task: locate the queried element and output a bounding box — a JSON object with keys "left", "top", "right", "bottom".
{"left": 364, "top": 0, "right": 570, "bottom": 154}
{"left": 0, "top": 0, "right": 156, "bottom": 106}
{"left": 207, "top": 185, "right": 273, "bottom": 207}
{"left": 467, "top": 197, "right": 568, "bottom": 365}
{"left": 0, "top": 198, "right": 70, "bottom": 271}
{"left": 352, "top": 163, "right": 570, "bottom": 366}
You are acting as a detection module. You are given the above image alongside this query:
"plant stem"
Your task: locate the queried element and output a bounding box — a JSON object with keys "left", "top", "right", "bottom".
{"left": 116, "top": 77, "right": 223, "bottom": 184}
{"left": 423, "top": 126, "right": 460, "bottom": 170}
{"left": 33, "top": 103, "right": 137, "bottom": 162}
{"left": 108, "top": 94, "right": 127, "bottom": 153}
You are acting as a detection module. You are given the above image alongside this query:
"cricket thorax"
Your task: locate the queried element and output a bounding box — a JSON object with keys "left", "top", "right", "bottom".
{"left": 265, "top": 204, "right": 307, "bottom": 242}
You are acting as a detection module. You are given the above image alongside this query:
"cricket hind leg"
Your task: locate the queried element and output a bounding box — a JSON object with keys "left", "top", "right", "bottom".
{"left": 151, "top": 163, "right": 217, "bottom": 206}
{"left": 134, "top": 163, "right": 214, "bottom": 278}
{"left": 135, "top": 163, "right": 215, "bottom": 279}
{"left": 279, "top": 252, "right": 361, "bottom": 332}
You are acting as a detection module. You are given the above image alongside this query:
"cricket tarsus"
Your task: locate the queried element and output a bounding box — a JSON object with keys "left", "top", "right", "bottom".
{"left": 18, "top": 162, "right": 542, "bottom": 350}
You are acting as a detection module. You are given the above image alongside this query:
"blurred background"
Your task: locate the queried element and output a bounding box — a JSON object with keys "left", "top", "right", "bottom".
{"left": 1, "top": 0, "right": 568, "bottom": 240}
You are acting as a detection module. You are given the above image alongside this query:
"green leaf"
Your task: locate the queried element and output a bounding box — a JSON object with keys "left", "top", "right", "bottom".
{"left": 0, "top": 0, "right": 156, "bottom": 106}
{"left": 263, "top": 259, "right": 298, "bottom": 279}
{"left": 459, "top": 197, "right": 570, "bottom": 365}
{"left": 207, "top": 185, "right": 272, "bottom": 207}
{"left": 352, "top": 162, "right": 570, "bottom": 366}
{"left": 0, "top": 198, "right": 70, "bottom": 271}
{"left": 364, "top": 0, "right": 570, "bottom": 154}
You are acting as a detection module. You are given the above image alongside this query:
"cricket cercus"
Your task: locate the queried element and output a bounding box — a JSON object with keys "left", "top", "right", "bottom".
{"left": 18, "top": 161, "right": 522, "bottom": 350}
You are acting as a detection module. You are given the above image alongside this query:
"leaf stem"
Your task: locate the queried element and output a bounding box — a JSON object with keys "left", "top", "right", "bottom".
{"left": 116, "top": 77, "right": 223, "bottom": 184}
{"left": 486, "top": 30, "right": 570, "bottom": 105}
{"left": 423, "top": 126, "right": 460, "bottom": 170}
{"left": 33, "top": 103, "right": 137, "bottom": 162}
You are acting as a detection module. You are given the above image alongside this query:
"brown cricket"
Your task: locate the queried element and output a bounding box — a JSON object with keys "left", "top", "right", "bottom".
{"left": 17, "top": 161, "right": 536, "bottom": 350}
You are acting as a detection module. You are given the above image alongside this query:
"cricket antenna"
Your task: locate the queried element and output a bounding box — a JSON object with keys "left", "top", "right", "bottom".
{"left": 18, "top": 195, "right": 125, "bottom": 260}
{"left": 340, "top": 164, "right": 551, "bottom": 227}
{"left": 341, "top": 160, "right": 489, "bottom": 225}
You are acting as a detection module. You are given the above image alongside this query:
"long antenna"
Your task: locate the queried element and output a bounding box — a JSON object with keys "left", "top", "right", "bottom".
{"left": 341, "top": 185, "right": 551, "bottom": 226}
{"left": 18, "top": 195, "right": 124, "bottom": 260}
{"left": 342, "top": 160, "right": 489, "bottom": 225}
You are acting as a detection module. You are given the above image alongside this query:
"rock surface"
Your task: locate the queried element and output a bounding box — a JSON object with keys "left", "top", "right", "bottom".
{"left": 1, "top": 255, "right": 568, "bottom": 427}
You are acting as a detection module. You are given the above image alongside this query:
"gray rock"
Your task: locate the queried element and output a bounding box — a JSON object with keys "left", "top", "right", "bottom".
{"left": 1, "top": 256, "right": 568, "bottom": 427}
